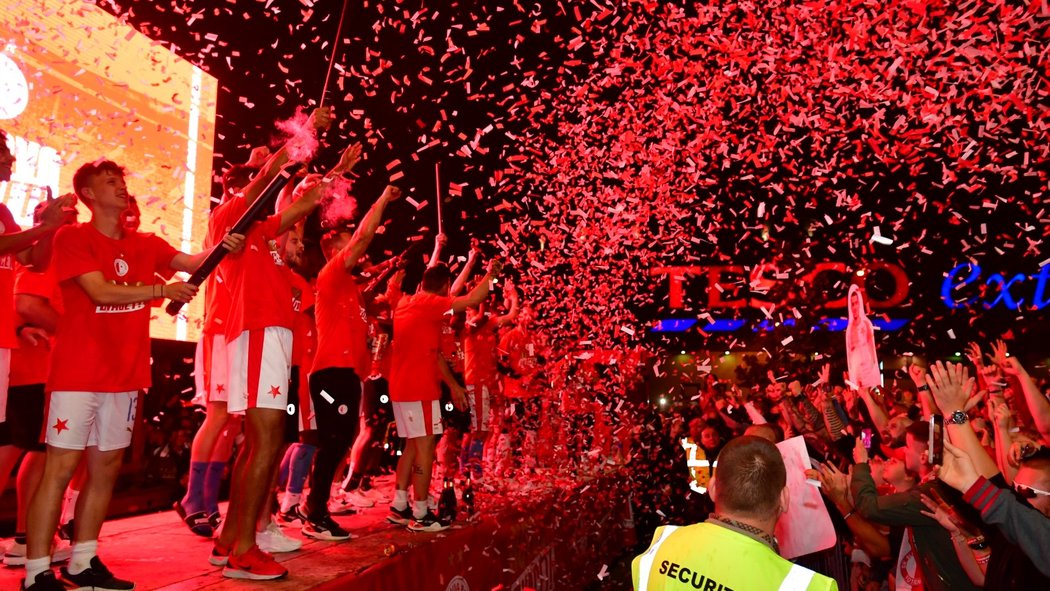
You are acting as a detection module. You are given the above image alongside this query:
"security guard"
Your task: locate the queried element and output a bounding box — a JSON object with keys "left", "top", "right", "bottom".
{"left": 633, "top": 436, "right": 837, "bottom": 591}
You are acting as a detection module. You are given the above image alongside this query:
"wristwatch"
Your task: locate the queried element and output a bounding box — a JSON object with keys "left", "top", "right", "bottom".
{"left": 948, "top": 410, "right": 968, "bottom": 425}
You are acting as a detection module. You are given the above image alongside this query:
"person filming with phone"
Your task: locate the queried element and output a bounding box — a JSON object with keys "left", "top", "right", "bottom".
{"left": 848, "top": 362, "right": 985, "bottom": 591}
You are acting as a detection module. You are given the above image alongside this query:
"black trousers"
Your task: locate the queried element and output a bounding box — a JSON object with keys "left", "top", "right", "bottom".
{"left": 305, "top": 367, "right": 362, "bottom": 517}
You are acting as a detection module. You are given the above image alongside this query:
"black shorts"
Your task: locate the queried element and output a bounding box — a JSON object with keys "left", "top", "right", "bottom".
{"left": 285, "top": 366, "right": 302, "bottom": 445}
{"left": 360, "top": 377, "right": 393, "bottom": 430}
{"left": 309, "top": 367, "right": 362, "bottom": 448}
{"left": 7, "top": 384, "right": 46, "bottom": 451}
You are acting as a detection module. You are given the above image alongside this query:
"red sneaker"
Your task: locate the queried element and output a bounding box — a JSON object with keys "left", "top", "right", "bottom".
{"left": 222, "top": 545, "right": 287, "bottom": 580}
{"left": 209, "top": 541, "right": 231, "bottom": 566}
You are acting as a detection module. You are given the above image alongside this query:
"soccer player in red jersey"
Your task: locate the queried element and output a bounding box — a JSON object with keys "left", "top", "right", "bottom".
{"left": 386, "top": 258, "right": 502, "bottom": 532}
{"left": 23, "top": 159, "right": 242, "bottom": 591}
{"left": 301, "top": 182, "right": 401, "bottom": 540}
{"left": 210, "top": 167, "right": 328, "bottom": 580}
{"left": 462, "top": 280, "right": 519, "bottom": 482}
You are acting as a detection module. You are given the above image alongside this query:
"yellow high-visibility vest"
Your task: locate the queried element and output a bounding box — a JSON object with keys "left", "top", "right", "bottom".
{"left": 680, "top": 438, "right": 716, "bottom": 494}
{"left": 632, "top": 523, "right": 838, "bottom": 591}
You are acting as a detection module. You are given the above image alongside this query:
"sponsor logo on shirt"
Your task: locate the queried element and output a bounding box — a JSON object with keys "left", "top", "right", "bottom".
{"left": 96, "top": 302, "right": 146, "bottom": 314}
{"left": 268, "top": 239, "right": 284, "bottom": 267}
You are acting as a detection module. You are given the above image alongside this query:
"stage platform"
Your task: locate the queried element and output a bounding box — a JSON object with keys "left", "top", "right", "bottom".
{"left": 2, "top": 473, "right": 635, "bottom": 590}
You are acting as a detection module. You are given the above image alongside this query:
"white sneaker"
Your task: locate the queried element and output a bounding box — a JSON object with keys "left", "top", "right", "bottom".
{"left": 360, "top": 486, "right": 387, "bottom": 503}
{"left": 255, "top": 522, "right": 302, "bottom": 554}
{"left": 3, "top": 540, "right": 25, "bottom": 566}
{"left": 341, "top": 488, "right": 376, "bottom": 508}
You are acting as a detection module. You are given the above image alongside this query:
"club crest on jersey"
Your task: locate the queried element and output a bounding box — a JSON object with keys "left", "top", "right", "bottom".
{"left": 114, "top": 258, "right": 129, "bottom": 277}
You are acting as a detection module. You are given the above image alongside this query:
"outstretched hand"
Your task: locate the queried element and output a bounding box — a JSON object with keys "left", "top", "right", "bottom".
{"left": 925, "top": 361, "right": 979, "bottom": 415}
{"left": 933, "top": 439, "right": 980, "bottom": 493}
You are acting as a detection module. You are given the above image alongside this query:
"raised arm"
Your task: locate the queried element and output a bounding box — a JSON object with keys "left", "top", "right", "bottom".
{"left": 428, "top": 233, "right": 447, "bottom": 269}
{"left": 277, "top": 174, "right": 326, "bottom": 236}
{"left": 241, "top": 107, "right": 332, "bottom": 206}
{"left": 2, "top": 196, "right": 76, "bottom": 270}
{"left": 449, "top": 247, "right": 479, "bottom": 296}
{"left": 451, "top": 258, "right": 502, "bottom": 313}
{"left": 855, "top": 387, "right": 890, "bottom": 433}
{"left": 336, "top": 185, "right": 401, "bottom": 271}
{"left": 926, "top": 361, "right": 999, "bottom": 479}
{"left": 495, "top": 281, "right": 520, "bottom": 327}
{"left": 1001, "top": 357, "right": 1050, "bottom": 444}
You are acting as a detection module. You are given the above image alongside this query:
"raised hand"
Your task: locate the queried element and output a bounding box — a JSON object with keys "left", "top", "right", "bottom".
{"left": 991, "top": 339, "right": 1009, "bottom": 367}
{"left": 925, "top": 361, "right": 978, "bottom": 414}
{"left": 934, "top": 439, "right": 980, "bottom": 493}
{"left": 336, "top": 142, "right": 363, "bottom": 173}
{"left": 308, "top": 106, "right": 333, "bottom": 131}
{"left": 817, "top": 363, "right": 831, "bottom": 385}
{"left": 907, "top": 362, "right": 927, "bottom": 386}
{"left": 853, "top": 436, "right": 869, "bottom": 464}
{"left": 487, "top": 258, "right": 503, "bottom": 276}
{"left": 41, "top": 193, "right": 77, "bottom": 228}
{"left": 381, "top": 185, "right": 402, "bottom": 202}
{"left": 293, "top": 173, "right": 325, "bottom": 202}
{"left": 919, "top": 493, "right": 966, "bottom": 535}
{"left": 965, "top": 342, "right": 984, "bottom": 369}
{"left": 246, "top": 146, "right": 271, "bottom": 168}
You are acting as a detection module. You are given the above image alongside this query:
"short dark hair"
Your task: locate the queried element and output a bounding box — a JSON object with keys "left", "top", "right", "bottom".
{"left": 222, "top": 164, "right": 257, "bottom": 196}
{"left": 713, "top": 436, "right": 786, "bottom": 520}
{"left": 905, "top": 420, "right": 930, "bottom": 443}
{"left": 72, "top": 160, "right": 125, "bottom": 205}
{"left": 421, "top": 263, "right": 451, "bottom": 294}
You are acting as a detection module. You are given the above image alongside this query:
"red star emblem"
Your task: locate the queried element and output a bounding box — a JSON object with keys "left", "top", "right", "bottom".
{"left": 215, "top": 384, "right": 225, "bottom": 394}
{"left": 53, "top": 419, "right": 69, "bottom": 434}
{"left": 269, "top": 385, "right": 281, "bottom": 398}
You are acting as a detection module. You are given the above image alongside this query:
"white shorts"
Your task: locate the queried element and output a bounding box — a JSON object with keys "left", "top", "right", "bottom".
{"left": 193, "top": 332, "right": 229, "bottom": 405}
{"left": 0, "top": 348, "right": 10, "bottom": 423}
{"left": 468, "top": 384, "right": 492, "bottom": 432}
{"left": 392, "top": 400, "right": 443, "bottom": 439}
{"left": 227, "top": 327, "right": 292, "bottom": 414}
{"left": 45, "top": 391, "right": 138, "bottom": 452}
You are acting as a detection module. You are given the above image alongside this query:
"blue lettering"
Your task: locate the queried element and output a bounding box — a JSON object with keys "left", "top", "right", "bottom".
{"left": 941, "top": 263, "right": 980, "bottom": 308}
{"left": 1034, "top": 265, "right": 1050, "bottom": 310}
{"left": 984, "top": 273, "right": 1026, "bottom": 311}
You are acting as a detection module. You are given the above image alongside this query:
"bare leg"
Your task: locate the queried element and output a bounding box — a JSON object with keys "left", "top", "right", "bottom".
{"left": 26, "top": 447, "right": 82, "bottom": 560}
{"left": 73, "top": 447, "right": 124, "bottom": 543}
{"left": 16, "top": 451, "right": 45, "bottom": 533}
{"left": 411, "top": 435, "right": 437, "bottom": 504}
{"left": 218, "top": 408, "right": 284, "bottom": 555}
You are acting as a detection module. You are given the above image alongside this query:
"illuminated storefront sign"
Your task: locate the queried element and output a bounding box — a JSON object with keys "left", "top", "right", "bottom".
{"left": 941, "top": 263, "right": 1050, "bottom": 311}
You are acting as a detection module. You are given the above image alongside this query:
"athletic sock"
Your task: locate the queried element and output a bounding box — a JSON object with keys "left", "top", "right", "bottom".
{"left": 412, "top": 500, "right": 428, "bottom": 520}
{"left": 68, "top": 539, "right": 98, "bottom": 575}
{"left": 202, "top": 461, "right": 226, "bottom": 516}
{"left": 25, "top": 557, "right": 50, "bottom": 587}
{"left": 288, "top": 444, "right": 316, "bottom": 495}
{"left": 392, "top": 489, "right": 409, "bottom": 511}
{"left": 182, "top": 461, "right": 208, "bottom": 513}
{"left": 280, "top": 492, "right": 302, "bottom": 514}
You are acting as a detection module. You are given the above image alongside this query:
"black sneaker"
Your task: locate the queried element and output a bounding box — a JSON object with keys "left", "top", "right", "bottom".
{"left": 386, "top": 504, "right": 413, "bottom": 526}
{"left": 58, "top": 519, "right": 74, "bottom": 542}
{"left": 275, "top": 505, "right": 302, "bottom": 525}
{"left": 407, "top": 511, "right": 451, "bottom": 533}
{"left": 60, "top": 556, "right": 135, "bottom": 590}
{"left": 22, "top": 570, "right": 65, "bottom": 591}
{"left": 300, "top": 511, "right": 351, "bottom": 541}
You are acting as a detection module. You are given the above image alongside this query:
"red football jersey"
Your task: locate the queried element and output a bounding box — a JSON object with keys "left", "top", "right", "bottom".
{"left": 287, "top": 269, "right": 316, "bottom": 368}
{"left": 388, "top": 291, "right": 453, "bottom": 402}
{"left": 0, "top": 205, "right": 21, "bottom": 350}
{"left": 201, "top": 198, "right": 239, "bottom": 335}
{"left": 464, "top": 316, "right": 499, "bottom": 388}
{"left": 310, "top": 249, "right": 370, "bottom": 376}
{"left": 221, "top": 197, "right": 293, "bottom": 339}
{"left": 9, "top": 264, "right": 62, "bottom": 386}
{"left": 48, "top": 224, "right": 177, "bottom": 392}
